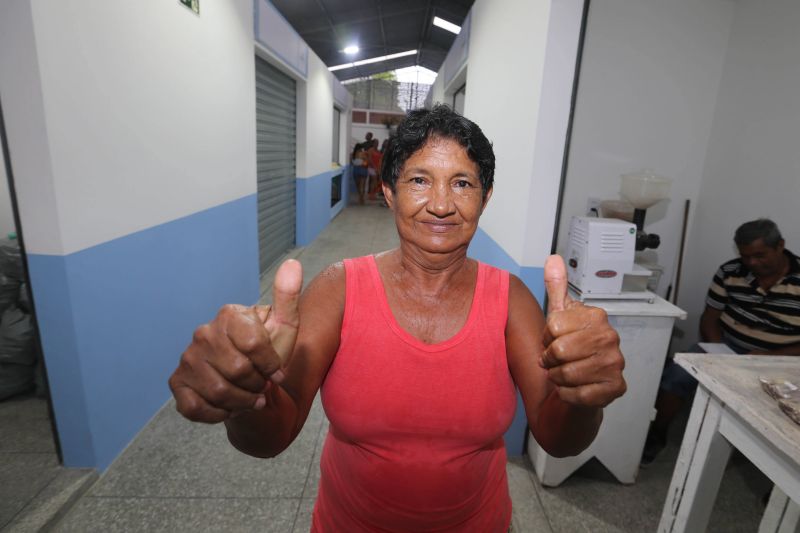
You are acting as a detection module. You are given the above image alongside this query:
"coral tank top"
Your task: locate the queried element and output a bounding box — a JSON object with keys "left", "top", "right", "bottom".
{"left": 311, "top": 255, "right": 516, "bottom": 532}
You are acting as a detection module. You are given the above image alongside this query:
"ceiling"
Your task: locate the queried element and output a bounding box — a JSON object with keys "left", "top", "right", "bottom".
{"left": 269, "top": 0, "right": 474, "bottom": 81}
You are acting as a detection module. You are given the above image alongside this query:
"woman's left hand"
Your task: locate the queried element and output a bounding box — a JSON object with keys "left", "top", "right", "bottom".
{"left": 539, "top": 255, "right": 627, "bottom": 408}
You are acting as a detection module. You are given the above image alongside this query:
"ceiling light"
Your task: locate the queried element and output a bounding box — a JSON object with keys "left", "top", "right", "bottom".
{"left": 328, "top": 50, "right": 417, "bottom": 72}
{"left": 343, "top": 45, "right": 359, "bottom": 55}
{"left": 433, "top": 16, "right": 461, "bottom": 35}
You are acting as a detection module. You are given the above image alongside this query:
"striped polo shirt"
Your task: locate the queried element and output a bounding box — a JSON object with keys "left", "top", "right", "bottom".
{"left": 706, "top": 250, "right": 800, "bottom": 352}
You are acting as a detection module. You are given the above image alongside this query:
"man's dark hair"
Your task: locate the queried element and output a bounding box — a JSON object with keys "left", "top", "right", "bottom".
{"left": 734, "top": 218, "right": 783, "bottom": 247}
{"left": 380, "top": 104, "right": 495, "bottom": 199}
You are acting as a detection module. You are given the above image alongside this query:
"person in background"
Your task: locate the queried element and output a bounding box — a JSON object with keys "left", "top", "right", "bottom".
{"left": 351, "top": 132, "right": 374, "bottom": 205}
{"left": 169, "top": 105, "right": 626, "bottom": 531}
{"left": 351, "top": 131, "right": 374, "bottom": 160}
{"left": 642, "top": 218, "right": 800, "bottom": 464}
{"left": 367, "top": 139, "right": 382, "bottom": 201}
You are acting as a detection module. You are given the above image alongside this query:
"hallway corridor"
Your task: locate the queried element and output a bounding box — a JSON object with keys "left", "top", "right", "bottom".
{"left": 47, "top": 204, "right": 769, "bottom": 533}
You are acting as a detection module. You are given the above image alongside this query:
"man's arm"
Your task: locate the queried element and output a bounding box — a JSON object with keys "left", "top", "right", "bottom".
{"left": 750, "top": 343, "right": 800, "bottom": 356}
{"left": 699, "top": 305, "right": 724, "bottom": 343}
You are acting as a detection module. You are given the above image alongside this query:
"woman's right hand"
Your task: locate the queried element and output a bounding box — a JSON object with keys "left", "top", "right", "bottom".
{"left": 168, "top": 260, "right": 303, "bottom": 423}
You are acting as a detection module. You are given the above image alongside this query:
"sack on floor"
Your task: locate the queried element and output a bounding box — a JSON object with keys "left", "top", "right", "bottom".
{"left": 0, "top": 362, "right": 34, "bottom": 401}
{"left": 0, "top": 274, "right": 20, "bottom": 315}
{"left": 0, "top": 307, "right": 35, "bottom": 366}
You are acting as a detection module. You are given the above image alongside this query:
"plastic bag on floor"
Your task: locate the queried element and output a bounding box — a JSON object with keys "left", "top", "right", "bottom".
{"left": 0, "top": 274, "right": 20, "bottom": 315}
{"left": 0, "top": 362, "right": 33, "bottom": 400}
{"left": 0, "top": 239, "right": 22, "bottom": 280}
{"left": 18, "top": 282, "right": 31, "bottom": 313}
{"left": 0, "top": 307, "right": 35, "bottom": 366}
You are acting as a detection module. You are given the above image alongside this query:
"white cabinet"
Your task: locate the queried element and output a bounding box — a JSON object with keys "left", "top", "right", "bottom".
{"left": 528, "top": 294, "right": 686, "bottom": 486}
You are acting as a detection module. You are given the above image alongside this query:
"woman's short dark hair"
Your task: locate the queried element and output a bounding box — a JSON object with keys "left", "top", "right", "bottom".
{"left": 734, "top": 218, "right": 783, "bottom": 247}
{"left": 380, "top": 104, "right": 495, "bottom": 198}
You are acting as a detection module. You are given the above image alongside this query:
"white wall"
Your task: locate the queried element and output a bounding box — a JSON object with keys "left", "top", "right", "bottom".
{"left": 465, "top": 0, "right": 551, "bottom": 264}
{"left": 0, "top": 0, "right": 63, "bottom": 254}
{"left": 466, "top": 0, "right": 583, "bottom": 267}
{"left": 555, "top": 0, "right": 735, "bottom": 295}
{"left": 2, "top": 0, "right": 257, "bottom": 256}
{"left": 297, "top": 53, "right": 336, "bottom": 178}
{"left": 676, "top": 0, "right": 800, "bottom": 348}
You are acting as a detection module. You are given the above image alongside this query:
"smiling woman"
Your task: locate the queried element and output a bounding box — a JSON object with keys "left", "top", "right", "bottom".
{"left": 169, "top": 104, "right": 627, "bottom": 532}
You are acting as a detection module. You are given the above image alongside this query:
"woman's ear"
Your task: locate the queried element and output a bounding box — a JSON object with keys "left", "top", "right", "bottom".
{"left": 480, "top": 186, "right": 493, "bottom": 213}
{"left": 382, "top": 182, "right": 394, "bottom": 210}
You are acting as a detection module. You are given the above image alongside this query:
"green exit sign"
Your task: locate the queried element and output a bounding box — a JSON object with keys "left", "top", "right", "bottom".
{"left": 179, "top": 0, "right": 199, "bottom": 14}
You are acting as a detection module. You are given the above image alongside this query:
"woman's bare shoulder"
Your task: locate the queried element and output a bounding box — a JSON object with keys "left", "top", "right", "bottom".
{"left": 302, "top": 261, "right": 346, "bottom": 305}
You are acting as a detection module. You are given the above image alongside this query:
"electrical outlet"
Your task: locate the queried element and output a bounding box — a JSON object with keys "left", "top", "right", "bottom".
{"left": 586, "top": 197, "right": 602, "bottom": 217}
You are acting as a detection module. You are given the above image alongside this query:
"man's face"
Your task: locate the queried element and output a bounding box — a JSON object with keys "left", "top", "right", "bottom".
{"left": 365, "top": 133, "right": 373, "bottom": 142}
{"left": 737, "top": 238, "right": 785, "bottom": 278}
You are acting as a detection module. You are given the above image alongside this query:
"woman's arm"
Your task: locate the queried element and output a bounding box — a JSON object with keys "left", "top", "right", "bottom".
{"left": 170, "top": 261, "right": 345, "bottom": 458}
{"left": 505, "top": 257, "right": 626, "bottom": 458}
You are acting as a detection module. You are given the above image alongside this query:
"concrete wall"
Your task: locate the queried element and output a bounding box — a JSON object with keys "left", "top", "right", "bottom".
{"left": 554, "top": 0, "right": 735, "bottom": 298}
{"left": 676, "top": 0, "right": 800, "bottom": 349}
{"left": 0, "top": 0, "right": 259, "bottom": 469}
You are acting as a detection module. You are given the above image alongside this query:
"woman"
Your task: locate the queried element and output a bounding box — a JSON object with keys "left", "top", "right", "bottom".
{"left": 352, "top": 142, "right": 370, "bottom": 205}
{"left": 169, "top": 105, "right": 626, "bottom": 532}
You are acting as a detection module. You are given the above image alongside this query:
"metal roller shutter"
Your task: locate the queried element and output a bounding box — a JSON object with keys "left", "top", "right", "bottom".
{"left": 255, "top": 56, "right": 297, "bottom": 275}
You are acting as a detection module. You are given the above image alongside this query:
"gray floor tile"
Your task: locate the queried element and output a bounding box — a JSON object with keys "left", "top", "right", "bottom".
{"left": 507, "top": 457, "right": 552, "bottom": 533}
{"left": 4, "top": 467, "right": 95, "bottom": 532}
{"left": 0, "top": 394, "right": 50, "bottom": 420}
{"left": 532, "top": 458, "right": 669, "bottom": 533}
{"left": 0, "top": 416, "right": 58, "bottom": 453}
{"left": 292, "top": 498, "right": 315, "bottom": 533}
{"left": 0, "top": 452, "right": 60, "bottom": 528}
{"left": 53, "top": 496, "right": 299, "bottom": 533}
{"left": 89, "top": 401, "right": 316, "bottom": 499}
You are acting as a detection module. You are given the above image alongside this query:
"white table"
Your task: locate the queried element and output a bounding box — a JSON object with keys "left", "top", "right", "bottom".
{"left": 658, "top": 353, "right": 800, "bottom": 533}
{"left": 527, "top": 294, "right": 686, "bottom": 486}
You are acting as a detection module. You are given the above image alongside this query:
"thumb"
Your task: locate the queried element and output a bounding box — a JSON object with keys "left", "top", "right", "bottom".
{"left": 266, "top": 259, "right": 303, "bottom": 360}
{"left": 544, "top": 254, "right": 571, "bottom": 313}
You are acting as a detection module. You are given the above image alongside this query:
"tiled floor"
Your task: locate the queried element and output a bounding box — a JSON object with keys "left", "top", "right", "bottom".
{"left": 0, "top": 392, "right": 94, "bottom": 532}
{"left": 51, "top": 201, "right": 770, "bottom": 532}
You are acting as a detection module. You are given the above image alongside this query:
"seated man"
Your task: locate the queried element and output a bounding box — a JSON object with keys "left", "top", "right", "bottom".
{"left": 643, "top": 218, "right": 800, "bottom": 464}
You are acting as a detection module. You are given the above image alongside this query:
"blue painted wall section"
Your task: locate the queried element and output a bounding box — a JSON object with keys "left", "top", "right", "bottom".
{"left": 27, "top": 194, "right": 260, "bottom": 469}
{"left": 468, "top": 226, "right": 545, "bottom": 456}
{"left": 296, "top": 167, "right": 347, "bottom": 246}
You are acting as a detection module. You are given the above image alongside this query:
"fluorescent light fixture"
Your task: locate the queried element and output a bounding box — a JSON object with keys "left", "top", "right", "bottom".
{"left": 343, "top": 45, "right": 359, "bottom": 55}
{"left": 433, "top": 16, "right": 460, "bottom": 34}
{"left": 328, "top": 50, "right": 417, "bottom": 72}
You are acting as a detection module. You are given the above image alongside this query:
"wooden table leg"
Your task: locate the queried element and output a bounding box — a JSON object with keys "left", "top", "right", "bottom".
{"left": 658, "top": 386, "right": 733, "bottom": 532}
{"left": 760, "top": 485, "right": 800, "bottom": 533}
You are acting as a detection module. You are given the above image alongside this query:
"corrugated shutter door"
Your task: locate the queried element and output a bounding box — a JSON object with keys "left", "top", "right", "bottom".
{"left": 255, "top": 56, "right": 296, "bottom": 275}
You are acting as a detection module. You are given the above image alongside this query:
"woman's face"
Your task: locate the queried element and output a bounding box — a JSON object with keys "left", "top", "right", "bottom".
{"left": 383, "top": 137, "right": 492, "bottom": 256}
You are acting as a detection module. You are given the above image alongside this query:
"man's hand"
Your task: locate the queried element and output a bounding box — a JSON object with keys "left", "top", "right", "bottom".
{"left": 540, "top": 255, "right": 626, "bottom": 408}
{"left": 169, "top": 259, "right": 303, "bottom": 423}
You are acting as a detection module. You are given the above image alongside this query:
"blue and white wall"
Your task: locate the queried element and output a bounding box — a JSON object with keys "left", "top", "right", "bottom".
{"left": 254, "top": 0, "right": 352, "bottom": 248}
{"left": 0, "top": 0, "right": 260, "bottom": 469}
{"left": 430, "top": 0, "right": 586, "bottom": 454}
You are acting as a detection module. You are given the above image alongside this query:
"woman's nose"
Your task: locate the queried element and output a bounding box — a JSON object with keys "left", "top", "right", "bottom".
{"left": 428, "top": 184, "right": 454, "bottom": 216}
